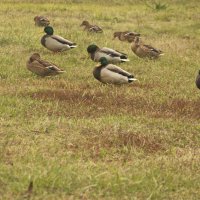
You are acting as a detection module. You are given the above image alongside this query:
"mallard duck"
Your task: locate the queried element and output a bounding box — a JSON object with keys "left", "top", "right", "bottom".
{"left": 87, "top": 44, "right": 129, "bottom": 64}
{"left": 27, "top": 53, "right": 65, "bottom": 77}
{"left": 80, "top": 20, "right": 103, "bottom": 33}
{"left": 113, "top": 31, "right": 140, "bottom": 42}
{"left": 196, "top": 70, "right": 200, "bottom": 89}
{"left": 93, "top": 57, "right": 137, "bottom": 84}
{"left": 34, "top": 16, "right": 50, "bottom": 27}
{"left": 41, "top": 26, "right": 77, "bottom": 52}
{"left": 131, "top": 36, "right": 164, "bottom": 59}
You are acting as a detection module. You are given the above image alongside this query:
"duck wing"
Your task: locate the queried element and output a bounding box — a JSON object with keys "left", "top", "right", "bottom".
{"left": 39, "top": 16, "right": 49, "bottom": 22}
{"left": 36, "top": 59, "right": 64, "bottom": 72}
{"left": 143, "top": 44, "right": 163, "bottom": 54}
{"left": 100, "top": 47, "right": 127, "bottom": 58}
{"left": 106, "top": 64, "right": 133, "bottom": 77}
{"left": 89, "top": 25, "right": 103, "bottom": 32}
{"left": 51, "top": 35, "right": 76, "bottom": 46}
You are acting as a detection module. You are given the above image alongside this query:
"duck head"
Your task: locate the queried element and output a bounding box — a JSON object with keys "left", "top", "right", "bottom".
{"left": 80, "top": 20, "right": 90, "bottom": 26}
{"left": 99, "top": 57, "right": 109, "bottom": 66}
{"left": 44, "top": 26, "right": 54, "bottom": 35}
{"left": 34, "top": 16, "right": 39, "bottom": 22}
{"left": 29, "top": 53, "right": 41, "bottom": 62}
{"left": 87, "top": 44, "right": 99, "bottom": 53}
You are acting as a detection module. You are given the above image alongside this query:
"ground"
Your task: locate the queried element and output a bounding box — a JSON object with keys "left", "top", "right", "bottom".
{"left": 0, "top": 0, "right": 200, "bottom": 199}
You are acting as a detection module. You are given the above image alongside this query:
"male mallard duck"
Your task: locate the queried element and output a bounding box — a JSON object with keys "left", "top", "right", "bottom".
{"left": 87, "top": 44, "right": 129, "bottom": 64}
{"left": 131, "top": 36, "right": 164, "bottom": 59}
{"left": 196, "top": 70, "right": 200, "bottom": 89}
{"left": 34, "top": 16, "right": 50, "bottom": 27}
{"left": 41, "top": 26, "right": 77, "bottom": 52}
{"left": 113, "top": 31, "right": 140, "bottom": 43}
{"left": 80, "top": 20, "right": 103, "bottom": 33}
{"left": 27, "top": 53, "right": 65, "bottom": 77}
{"left": 93, "top": 57, "right": 137, "bottom": 84}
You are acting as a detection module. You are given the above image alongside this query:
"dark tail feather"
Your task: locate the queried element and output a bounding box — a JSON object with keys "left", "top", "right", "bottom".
{"left": 120, "top": 55, "right": 128, "bottom": 59}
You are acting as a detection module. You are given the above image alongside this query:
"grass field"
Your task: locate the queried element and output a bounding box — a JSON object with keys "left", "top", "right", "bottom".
{"left": 0, "top": 0, "right": 200, "bottom": 199}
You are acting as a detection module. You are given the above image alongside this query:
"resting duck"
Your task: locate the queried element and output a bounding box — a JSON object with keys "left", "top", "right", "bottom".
{"left": 196, "top": 70, "right": 200, "bottom": 89}
{"left": 80, "top": 20, "right": 103, "bottom": 33}
{"left": 131, "top": 36, "right": 164, "bottom": 59}
{"left": 41, "top": 26, "right": 77, "bottom": 52}
{"left": 26, "top": 53, "right": 65, "bottom": 77}
{"left": 87, "top": 44, "right": 129, "bottom": 64}
{"left": 113, "top": 31, "right": 140, "bottom": 42}
{"left": 93, "top": 57, "right": 136, "bottom": 84}
{"left": 34, "top": 16, "right": 50, "bottom": 27}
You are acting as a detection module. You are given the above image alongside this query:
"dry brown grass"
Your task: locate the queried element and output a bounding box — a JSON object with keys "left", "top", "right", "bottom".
{"left": 25, "top": 89, "right": 200, "bottom": 119}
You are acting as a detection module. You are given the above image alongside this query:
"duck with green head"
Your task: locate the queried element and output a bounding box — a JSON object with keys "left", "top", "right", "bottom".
{"left": 87, "top": 44, "right": 129, "bottom": 64}
{"left": 93, "top": 57, "right": 137, "bottom": 84}
{"left": 196, "top": 70, "right": 200, "bottom": 89}
{"left": 27, "top": 53, "right": 65, "bottom": 77}
{"left": 41, "top": 26, "right": 77, "bottom": 52}
{"left": 131, "top": 36, "right": 163, "bottom": 59}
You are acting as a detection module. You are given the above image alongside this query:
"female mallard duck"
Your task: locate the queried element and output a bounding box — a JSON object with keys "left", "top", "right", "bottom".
{"left": 131, "top": 36, "right": 164, "bottom": 59}
{"left": 34, "top": 16, "right": 50, "bottom": 27}
{"left": 27, "top": 53, "right": 65, "bottom": 77}
{"left": 87, "top": 44, "right": 129, "bottom": 64}
{"left": 80, "top": 20, "right": 103, "bottom": 33}
{"left": 93, "top": 57, "right": 137, "bottom": 84}
{"left": 196, "top": 70, "right": 200, "bottom": 89}
{"left": 41, "top": 26, "right": 77, "bottom": 52}
{"left": 113, "top": 31, "right": 140, "bottom": 43}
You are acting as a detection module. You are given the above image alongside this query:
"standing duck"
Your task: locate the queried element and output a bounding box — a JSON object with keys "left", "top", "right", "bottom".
{"left": 87, "top": 44, "right": 129, "bottom": 64}
{"left": 80, "top": 20, "right": 103, "bottom": 33}
{"left": 34, "top": 16, "right": 50, "bottom": 27}
{"left": 26, "top": 53, "right": 65, "bottom": 77}
{"left": 131, "top": 36, "right": 164, "bottom": 59}
{"left": 113, "top": 31, "right": 140, "bottom": 43}
{"left": 93, "top": 57, "right": 136, "bottom": 84}
{"left": 196, "top": 70, "right": 200, "bottom": 89}
{"left": 41, "top": 26, "right": 77, "bottom": 52}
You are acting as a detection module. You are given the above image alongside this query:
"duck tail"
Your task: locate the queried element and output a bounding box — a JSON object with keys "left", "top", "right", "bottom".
{"left": 58, "top": 70, "right": 66, "bottom": 73}
{"left": 70, "top": 45, "right": 77, "bottom": 48}
{"left": 120, "top": 58, "right": 130, "bottom": 62}
{"left": 128, "top": 78, "right": 137, "bottom": 83}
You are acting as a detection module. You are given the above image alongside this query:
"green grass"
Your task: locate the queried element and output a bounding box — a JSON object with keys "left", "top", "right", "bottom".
{"left": 0, "top": 0, "right": 200, "bottom": 199}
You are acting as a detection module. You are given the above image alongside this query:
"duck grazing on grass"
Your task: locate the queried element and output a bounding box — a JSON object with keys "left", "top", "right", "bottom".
{"left": 80, "top": 20, "right": 103, "bottom": 33}
{"left": 113, "top": 31, "right": 140, "bottom": 42}
{"left": 41, "top": 26, "right": 77, "bottom": 52}
{"left": 93, "top": 57, "right": 137, "bottom": 84}
{"left": 27, "top": 53, "right": 65, "bottom": 77}
{"left": 87, "top": 44, "right": 129, "bottom": 64}
{"left": 196, "top": 70, "right": 200, "bottom": 89}
{"left": 34, "top": 16, "right": 50, "bottom": 27}
{"left": 131, "top": 36, "right": 164, "bottom": 59}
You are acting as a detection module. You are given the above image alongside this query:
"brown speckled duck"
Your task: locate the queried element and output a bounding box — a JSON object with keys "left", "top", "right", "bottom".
{"left": 80, "top": 20, "right": 103, "bottom": 33}
{"left": 27, "top": 53, "right": 65, "bottom": 77}
{"left": 131, "top": 36, "right": 164, "bottom": 59}
{"left": 196, "top": 70, "right": 200, "bottom": 89}
{"left": 113, "top": 31, "right": 140, "bottom": 42}
{"left": 34, "top": 16, "right": 50, "bottom": 27}
{"left": 93, "top": 57, "right": 137, "bottom": 84}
